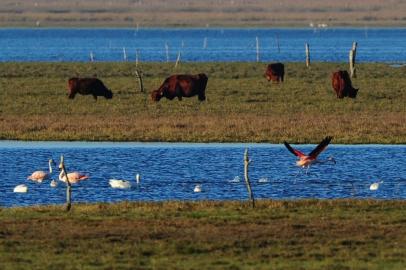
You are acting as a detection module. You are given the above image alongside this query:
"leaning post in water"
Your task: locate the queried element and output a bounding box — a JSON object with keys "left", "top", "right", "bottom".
{"left": 59, "top": 155, "right": 72, "bottom": 212}
{"left": 305, "top": 43, "right": 310, "bottom": 68}
{"left": 244, "top": 149, "right": 255, "bottom": 208}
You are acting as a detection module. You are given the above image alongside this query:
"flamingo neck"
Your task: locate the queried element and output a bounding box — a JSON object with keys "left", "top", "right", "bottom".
{"left": 59, "top": 170, "right": 67, "bottom": 182}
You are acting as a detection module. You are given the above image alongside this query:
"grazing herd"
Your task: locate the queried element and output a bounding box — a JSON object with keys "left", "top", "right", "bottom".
{"left": 67, "top": 64, "right": 359, "bottom": 101}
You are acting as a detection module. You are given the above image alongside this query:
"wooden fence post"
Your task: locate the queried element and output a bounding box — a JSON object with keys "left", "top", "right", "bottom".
{"left": 135, "top": 70, "right": 144, "bottom": 93}
{"left": 165, "top": 43, "right": 169, "bottom": 62}
{"left": 90, "top": 51, "right": 94, "bottom": 62}
{"left": 123, "top": 47, "right": 127, "bottom": 62}
{"left": 305, "top": 43, "right": 310, "bottom": 68}
{"left": 256, "top": 37, "right": 260, "bottom": 62}
{"left": 135, "top": 49, "right": 140, "bottom": 67}
{"left": 174, "top": 51, "right": 181, "bottom": 69}
{"left": 244, "top": 149, "right": 255, "bottom": 208}
{"left": 349, "top": 41, "right": 357, "bottom": 78}
{"left": 276, "top": 34, "right": 280, "bottom": 53}
{"left": 59, "top": 155, "right": 72, "bottom": 212}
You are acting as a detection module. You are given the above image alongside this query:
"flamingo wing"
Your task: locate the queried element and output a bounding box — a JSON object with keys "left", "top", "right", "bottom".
{"left": 69, "top": 172, "right": 89, "bottom": 181}
{"left": 283, "top": 141, "right": 306, "bottom": 157}
{"left": 308, "top": 136, "right": 333, "bottom": 158}
{"left": 28, "top": 171, "right": 48, "bottom": 181}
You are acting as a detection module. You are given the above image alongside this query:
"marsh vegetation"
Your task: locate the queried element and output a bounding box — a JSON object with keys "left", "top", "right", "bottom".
{"left": 0, "top": 200, "right": 405, "bottom": 269}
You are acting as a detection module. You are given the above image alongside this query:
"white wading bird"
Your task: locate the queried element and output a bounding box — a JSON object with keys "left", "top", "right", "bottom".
{"left": 27, "top": 159, "right": 55, "bottom": 183}
{"left": 109, "top": 174, "right": 140, "bottom": 189}
{"left": 370, "top": 180, "right": 383, "bottom": 191}
{"left": 109, "top": 179, "right": 132, "bottom": 189}
{"left": 194, "top": 184, "right": 202, "bottom": 193}
{"left": 13, "top": 184, "right": 28, "bottom": 193}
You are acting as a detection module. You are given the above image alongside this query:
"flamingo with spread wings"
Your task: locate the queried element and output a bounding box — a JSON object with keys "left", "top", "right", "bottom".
{"left": 284, "top": 136, "right": 335, "bottom": 170}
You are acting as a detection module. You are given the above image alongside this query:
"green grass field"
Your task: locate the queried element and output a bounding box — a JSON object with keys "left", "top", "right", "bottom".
{"left": 0, "top": 200, "right": 405, "bottom": 269}
{"left": 0, "top": 62, "right": 405, "bottom": 143}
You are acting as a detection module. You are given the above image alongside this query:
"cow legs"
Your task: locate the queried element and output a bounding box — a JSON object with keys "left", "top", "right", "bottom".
{"left": 92, "top": 94, "right": 98, "bottom": 101}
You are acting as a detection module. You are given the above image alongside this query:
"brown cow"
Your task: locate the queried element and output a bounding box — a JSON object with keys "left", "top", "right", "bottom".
{"left": 265, "top": 63, "right": 284, "bottom": 83}
{"left": 151, "top": 73, "right": 208, "bottom": 102}
{"left": 331, "top": 70, "right": 359, "bottom": 99}
{"left": 67, "top": 78, "right": 113, "bottom": 100}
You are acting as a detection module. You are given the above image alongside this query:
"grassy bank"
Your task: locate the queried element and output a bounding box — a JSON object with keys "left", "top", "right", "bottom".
{"left": 0, "top": 200, "right": 405, "bottom": 269}
{"left": 1, "top": 0, "right": 406, "bottom": 27}
{"left": 0, "top": 62, "right": 405, "bottom": 143}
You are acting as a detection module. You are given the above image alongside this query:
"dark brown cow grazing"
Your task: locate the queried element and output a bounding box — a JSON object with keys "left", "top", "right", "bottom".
{"left": 265, "top": 63, "right": 284, "bottom": 83}
{"left": 331, "top": 70, "right": 359, "bottom": 99}
{"left": 67, "top": 78, "right": 113, "bottom": 100}
{"left": 151, "top": 73, "right": 208, "bottom": 102}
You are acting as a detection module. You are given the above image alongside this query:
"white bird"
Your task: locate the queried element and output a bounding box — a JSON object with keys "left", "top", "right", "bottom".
{"left": 13, "top": 184, "right": 28, "bottom": 193}
{"left": 258, "top": 177, "right": 269, "bottom": 183}
{"left": 228, "top": 176, "right": 240, "bottom": 183}
{"left": 109, "top": 179, "right": 132, "bottom": 189}
{"left": 50, "top": 179, "right": 58, "bottom": 188}
{"left": 27, "top": 159, "right": 55, "bottom": 183}
{"left": 370, "top": 180, "right": 383, "bottom": 191}
{"left": 194, "top": 184, "right": 202, "bottom": 193}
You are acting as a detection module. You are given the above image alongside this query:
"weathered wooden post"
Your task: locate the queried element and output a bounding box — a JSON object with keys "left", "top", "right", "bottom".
{"left": 276, "top": 34, "right": 280, "bottom": 53}
{"left": 256, "top": 37, "right": 260, "bottom": 62}
{"left": 135, "top": 69, "right": 144, "bottom": 93}
{"left": 165, "top": 43, "right": 169, "bottom": 62}
{"left": 244, "top": 149, "right": 255, "bottom": 208}
{"left": 90, "top": 51, "right": 94, "bottom": 62}
{"left": 305, "top": 43, "right": 310, "bottom": 68}
{"left": 59, "top": 155, "right": 72, "bottom": 212}
{"left": 174, "top": 51, "right": 181, "bottom": 69}
{"left": 349, "top": 41, "right": 357, "bottom": 78}
{"left": 203, "top": 37, "right": 207, "bottom": 49}
{"left": 123, "top": 47, "right": 127, "bottom": 62}
{"left": 135, "top": 49, "right": 140, "bottom": 67}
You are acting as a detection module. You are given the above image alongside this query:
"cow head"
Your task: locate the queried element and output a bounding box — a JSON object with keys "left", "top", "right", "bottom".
{"left": 151, "top": 89, "right": 163, "bottom": 102}
{"left": 104, "top": 89, "right": 113, "bottom": 99}
{"left": 348, "top": 88, "right": 359, "bottom": 98}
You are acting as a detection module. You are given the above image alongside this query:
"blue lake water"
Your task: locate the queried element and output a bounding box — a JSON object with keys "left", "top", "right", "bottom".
{"left": 0, "top": 141, "right": 405, "bottom": 207}
{"left": 0, "top": 28, "right": 405, "bottom": 62}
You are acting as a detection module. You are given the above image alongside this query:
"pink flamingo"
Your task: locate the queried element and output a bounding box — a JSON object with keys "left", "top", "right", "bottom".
{"left": 284, "top": 136, "right": 335, "bottom": 173}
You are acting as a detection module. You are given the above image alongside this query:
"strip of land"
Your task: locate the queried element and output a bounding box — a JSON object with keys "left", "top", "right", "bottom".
{"left": 0, "top": 200, "right": 405, "bottom": 269}
{"left": 0, "top": 62, "right": 405, "bottom": 143}
{"left": 0, "top": 0, "right": 406, "bottom": 27}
